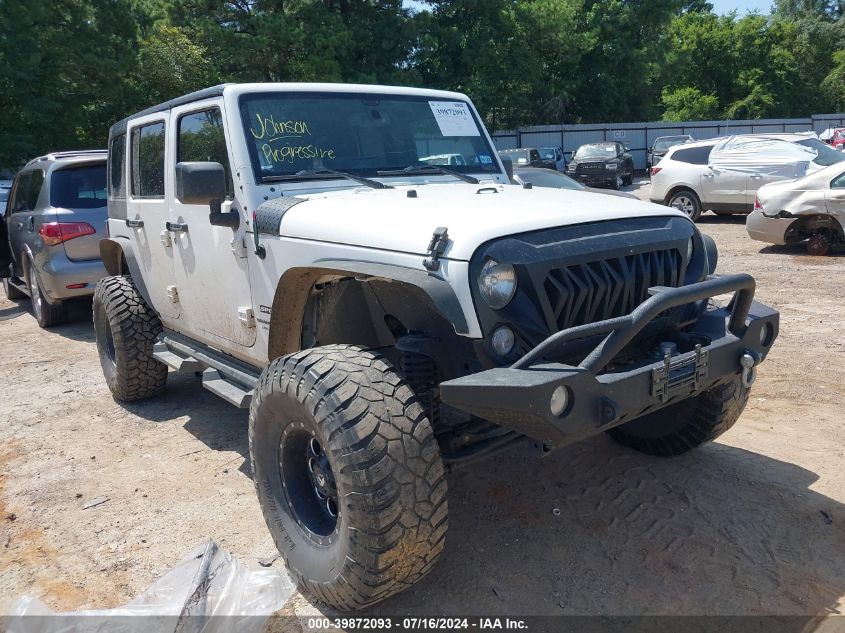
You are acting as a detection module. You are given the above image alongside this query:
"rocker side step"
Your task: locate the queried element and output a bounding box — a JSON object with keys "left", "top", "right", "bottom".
{"left": 152, "top": 342, "right": 202, "bottom": 373}
{"left": 202, "top": 369, "right": 253, "bottom": 408}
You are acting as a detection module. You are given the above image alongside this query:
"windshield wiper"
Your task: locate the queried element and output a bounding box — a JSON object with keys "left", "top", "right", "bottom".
{"left": 377, "top": 165, "right": 480, "bottom": 184}
{"left": 263, "top": 169, "right": 392, "bottom": 190}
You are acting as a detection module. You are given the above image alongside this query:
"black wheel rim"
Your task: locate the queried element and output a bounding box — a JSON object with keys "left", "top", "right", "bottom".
{"left": 279, "top": 424, "right": 339, "bottom": 542}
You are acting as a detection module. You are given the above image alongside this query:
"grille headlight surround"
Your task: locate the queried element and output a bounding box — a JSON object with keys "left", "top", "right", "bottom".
{"left": 478, "top": 259, "right": 517, "bottom": 309}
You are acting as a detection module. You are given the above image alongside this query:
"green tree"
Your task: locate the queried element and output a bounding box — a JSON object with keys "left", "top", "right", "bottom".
{"left": 661, "top": 87, "right": 720, "bottom": 120}
{"left": 135, "top": 25, "right": 217, "bottom": 104}
{"left": 0, "top": 0, "right": 140, "bottom": 168}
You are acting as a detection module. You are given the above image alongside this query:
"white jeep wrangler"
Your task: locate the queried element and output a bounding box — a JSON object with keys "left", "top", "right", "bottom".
{"left": 94, "top": 83, "right": 779, "bottom": 610}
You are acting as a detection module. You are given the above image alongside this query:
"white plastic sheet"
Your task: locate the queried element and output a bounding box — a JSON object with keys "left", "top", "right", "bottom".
{"left": 709, "top": 136, "right": 818, "bottom": 179}
{"left": 6, "top": 540, "right": 295, "bottom": 633}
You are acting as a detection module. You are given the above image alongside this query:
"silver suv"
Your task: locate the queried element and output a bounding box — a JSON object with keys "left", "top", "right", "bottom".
{"left": 650, "top": 134, "right": 845, "bottom": 221}
{"left": 0, "top": 150, "right": 108, "bottom": 327}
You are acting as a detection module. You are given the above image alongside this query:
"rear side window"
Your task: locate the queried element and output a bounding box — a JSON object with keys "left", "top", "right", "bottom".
{"left": 9, "top": 173, "right": 32, "bottom": 213}
{"left": 51, "top": 165, "right": 107, "bottom": 209}
{"left": 28, "top": 170, "right": 45, "bottom": 209}
{"left": 109, "top": 133, "right": 126, "bottom": 198}
{"left": 671, "top": 145, "right": 713, "bottom": 165}
{"left": 831, "top": 172, "right": 845, "bottom": 188}
{"left": 177, "top": 108, "right": 233, "bottom": 198}
{"left": 131, "top": 122, "right": 166, "bottom": 198}
{"left": 11, "top": 170, "right": 45, "bottom": 213}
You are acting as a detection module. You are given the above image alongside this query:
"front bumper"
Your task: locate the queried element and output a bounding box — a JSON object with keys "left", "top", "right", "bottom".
{"left": 440, "top": 274, "right": 778, "bottom": 450}
{"left": 573, "top": 173, "right": 616, "bottom": 187}
{"left": 746, "top": 210, "right": 795, "bottom": 245}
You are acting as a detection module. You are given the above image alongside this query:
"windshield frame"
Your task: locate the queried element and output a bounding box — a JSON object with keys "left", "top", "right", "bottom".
{"left": 237, "top": 91, "right": 501, "bottom": 185}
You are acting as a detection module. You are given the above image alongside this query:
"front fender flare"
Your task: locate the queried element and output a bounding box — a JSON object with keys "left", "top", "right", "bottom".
{"left": 268, "top": 260, "right": 470, "bottom": 360}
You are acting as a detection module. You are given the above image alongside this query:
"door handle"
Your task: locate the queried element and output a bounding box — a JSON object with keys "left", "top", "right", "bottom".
{"left": 703, "top": 173, "right": 714, "bottom": 179}
{"left": 126, "top": 218, "right": 144, "bottom": 228}
{"left": 166, "top": 221, "right": 188, "bottom": 232}
{"left": 750, "top": 175, "right": 763, "bottom": 180}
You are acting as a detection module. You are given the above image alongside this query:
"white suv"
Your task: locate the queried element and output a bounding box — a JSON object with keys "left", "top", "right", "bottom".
{"left": 92, "top": 82, "right": 779, "bottom": 610}
{"left": 650, "top": 133, "right": 845, "bottom": 221}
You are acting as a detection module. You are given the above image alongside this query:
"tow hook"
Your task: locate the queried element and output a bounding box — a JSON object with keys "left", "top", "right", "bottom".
{"left": 740, "top": 351, "right": 761, "bottom": 388}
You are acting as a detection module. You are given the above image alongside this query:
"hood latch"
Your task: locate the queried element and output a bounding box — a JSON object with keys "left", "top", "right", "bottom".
{"left": 423, "top": 226, "right": 449, "bottom": 272}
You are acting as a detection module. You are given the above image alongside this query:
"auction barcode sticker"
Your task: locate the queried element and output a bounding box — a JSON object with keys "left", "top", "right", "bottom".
{"left": 429, "top": 101, "right": 480, "bottom": 137}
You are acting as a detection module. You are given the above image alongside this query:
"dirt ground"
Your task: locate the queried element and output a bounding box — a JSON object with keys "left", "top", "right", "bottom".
{"left": 2, "top": 179, "right": 845, "bottom": 621}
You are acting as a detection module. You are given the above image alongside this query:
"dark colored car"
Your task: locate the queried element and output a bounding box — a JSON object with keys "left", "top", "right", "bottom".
{"left": 513, "top": 167, "right": 637, "bottom": 198}
{"left": 566, "top": 142, "right": 634, "bottom": 189}
{"left": 498, "top": 147, "right": 545, "bottom": 169}
{"left": 648, "top": 134, "right": 695, "bottom": 170}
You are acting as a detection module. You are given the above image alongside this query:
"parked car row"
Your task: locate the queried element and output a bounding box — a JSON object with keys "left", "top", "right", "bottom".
{"left": 650, "top": 132, "right": 845, "bottom": 221}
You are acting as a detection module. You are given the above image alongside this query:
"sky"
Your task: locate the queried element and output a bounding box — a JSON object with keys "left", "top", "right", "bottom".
{"left": 404, "top": 1, "right": 776, "bottom": 15}
{"left": 711, "top": 0, "right": 773, "bottom": 14}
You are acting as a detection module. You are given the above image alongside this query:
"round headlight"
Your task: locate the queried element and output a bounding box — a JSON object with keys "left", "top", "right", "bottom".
{"left": 478, "top": 260, "right": 517, "bottom": 309}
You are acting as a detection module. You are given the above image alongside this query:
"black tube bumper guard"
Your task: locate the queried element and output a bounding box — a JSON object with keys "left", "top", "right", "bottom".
{"left": 439, "top": 274, "right": 779, "bottom": 450}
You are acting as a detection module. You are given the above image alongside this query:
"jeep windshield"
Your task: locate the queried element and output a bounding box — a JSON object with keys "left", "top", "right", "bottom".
{"left": 239, "top": 92, "right": 500, "bottom": 183}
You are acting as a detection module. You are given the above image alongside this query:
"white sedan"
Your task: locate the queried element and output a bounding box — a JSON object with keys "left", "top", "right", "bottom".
{"left": 746, "top": 162, "right": 845, "bottom": 255}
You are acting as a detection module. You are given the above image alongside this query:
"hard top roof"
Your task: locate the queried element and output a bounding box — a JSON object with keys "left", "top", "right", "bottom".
{"left": 109, "top": 82, "right": 473, "bottom": 136}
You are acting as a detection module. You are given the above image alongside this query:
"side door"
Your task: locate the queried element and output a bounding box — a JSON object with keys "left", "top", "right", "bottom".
{"left": 7, "top": 170, "right": 44, "bottom": 273}
{"left": 127, "top": 117, "right": 180, "bottom": 319}
{"left": 555, "top": 147, "right": 566, "bottom": 172}
{"left": 701, "top": 162, "right": 747, "bottom": 210}
{"left": 169, "top": 103, "right": 255, "bottom": 347}
{"left": 825, "top": 171, "right": 845, "bottom": 219}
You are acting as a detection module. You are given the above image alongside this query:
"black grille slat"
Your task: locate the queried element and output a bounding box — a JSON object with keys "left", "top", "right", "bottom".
{"left": 544, "top": 249, "right": 682, "bottom": 332}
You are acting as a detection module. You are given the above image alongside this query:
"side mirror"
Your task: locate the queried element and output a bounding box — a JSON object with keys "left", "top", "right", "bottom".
{"left": 500, "top": 157, "right": 514, "bottom": 182}
{"left": 623, "top": 145, "right": 630, "bottom": 152}
{"left": 176, "top": 161, "right": 227, "bottom": 204}
{"left": 175, "top": 161, "right": 239, "bottom": 229}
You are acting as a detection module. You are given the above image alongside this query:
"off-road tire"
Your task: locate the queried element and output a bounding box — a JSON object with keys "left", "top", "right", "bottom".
{"left": 607, "top": 378, "right": 750, "bottom": 457}
{"left": 623, "top": 165, "right": 634, "bottom": 186}
{"left": 611, "top": 173, "right": 623, "bottom": 190}
{"left": 25, "top": 260, "right": 65, "bottom": 328}
{"left": 93, "top": 275, "right": 167, "bottom": 402}
{"left": 250, "top": 344, "right": 448, "bottom": 610}
{"left": 2, "top": 277, "right": 25, "bottom": 300}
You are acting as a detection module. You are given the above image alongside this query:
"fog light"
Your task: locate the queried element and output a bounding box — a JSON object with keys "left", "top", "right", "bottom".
{"left": 550, "top": 386, "right": 571, "bottom": 417}
{"left": 759, "top": 321, "right": 774, "bottom": 347}
{"left": 491, "top": 326, "right": 515, "bottom": 355}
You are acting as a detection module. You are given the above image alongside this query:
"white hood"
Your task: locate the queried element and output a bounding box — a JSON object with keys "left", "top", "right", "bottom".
{"left": 277, "top": 183, "right": 687, "bottom": 261}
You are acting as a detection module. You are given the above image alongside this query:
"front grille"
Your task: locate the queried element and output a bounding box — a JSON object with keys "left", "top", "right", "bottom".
{"left": 543, "top": 249, "right": 683, "bottom": 332}
{"left": 576, "top": 162, "right": 604, "bottom": 173}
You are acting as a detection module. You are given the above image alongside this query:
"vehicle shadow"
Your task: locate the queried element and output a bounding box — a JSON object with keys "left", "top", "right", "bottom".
{"left": 697, "top": 213, "right": 747, "bottom": 225}
{"left": 0, "top": 300, "right": 28, "bottom": 322}
{"left": 331, "top": 435, "right": 845, "bottom": 624}
{"left": 758, "top": 244, "right": 845, "bottom": 259}
{"left": 123, "top": 372, "right": 251, "bottom": 477}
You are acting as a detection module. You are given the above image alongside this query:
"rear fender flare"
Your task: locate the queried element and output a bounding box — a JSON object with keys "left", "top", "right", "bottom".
{"left": 99, "top": 238, "right": 154, "bottom": 308}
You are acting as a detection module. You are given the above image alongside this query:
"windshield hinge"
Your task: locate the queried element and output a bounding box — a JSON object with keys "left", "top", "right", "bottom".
{"left": 423, "top": 226, "right": 449, "bottom": 272}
